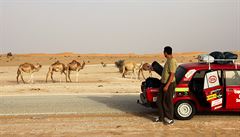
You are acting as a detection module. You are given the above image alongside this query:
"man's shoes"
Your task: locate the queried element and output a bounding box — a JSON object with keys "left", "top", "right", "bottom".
{"left": 163, "top": 117, "right": 174, "bottom": 125}
{"left": 154, "top": 117, "right": 162, "bottom": 122}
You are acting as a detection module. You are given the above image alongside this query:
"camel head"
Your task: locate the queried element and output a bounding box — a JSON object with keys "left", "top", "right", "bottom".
{"left": 34, "top": 63, "right": 42, "bottom": 72}
{"left": 142, "top": 63, "right": 152, "bottom": 71}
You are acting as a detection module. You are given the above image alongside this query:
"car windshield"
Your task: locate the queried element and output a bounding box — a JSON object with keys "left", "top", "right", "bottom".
{"left": 175, "top": 66, "right": 187, "bottom": 84}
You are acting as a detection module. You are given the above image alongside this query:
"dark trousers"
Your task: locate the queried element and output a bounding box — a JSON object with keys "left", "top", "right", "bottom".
{"left": 157, "top": 82, "right": 176, "bottom": 120}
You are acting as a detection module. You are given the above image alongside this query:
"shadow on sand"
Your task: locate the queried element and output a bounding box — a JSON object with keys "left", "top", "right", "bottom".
{"left": 84, "top": 94, "right": 159, "bottom": 121}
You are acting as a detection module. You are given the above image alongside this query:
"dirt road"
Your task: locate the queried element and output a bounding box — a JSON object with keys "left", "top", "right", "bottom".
{"left": 0, "top": 94, "right": 152, "bottom": 115}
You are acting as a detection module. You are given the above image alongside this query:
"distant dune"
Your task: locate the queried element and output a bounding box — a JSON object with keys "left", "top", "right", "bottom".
{"left": 0, "top": 51, "right": 239, "bottom": 66}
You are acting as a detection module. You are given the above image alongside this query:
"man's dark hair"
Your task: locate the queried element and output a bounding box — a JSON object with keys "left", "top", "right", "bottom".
{"left": 164, "top": 46, "right": 172, "bottom": 55}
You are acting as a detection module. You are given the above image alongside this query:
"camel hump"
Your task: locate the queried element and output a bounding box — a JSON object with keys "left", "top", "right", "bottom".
{"left": 20, "top": 63, "right": 32, "bottom": 68}
{"left": 53, "top": 60, "right": 61, "bottom": 65}
{"left": 72, "top": 60, "right": 77, "bottom": 63}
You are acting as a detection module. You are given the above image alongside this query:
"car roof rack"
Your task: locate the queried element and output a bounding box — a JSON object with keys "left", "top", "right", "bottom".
{"left": 197, "top": 54, "right": 239, "bottom": 70}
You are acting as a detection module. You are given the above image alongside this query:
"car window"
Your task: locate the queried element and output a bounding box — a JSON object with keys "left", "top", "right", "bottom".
{"left": 225, "top": 71, "right": 240, "bottom": 86}
{"left": 193, "top": 70, "right": 207, "bottom": 79}
{"left": 175, "top": 66, "right": 187, "bottom": 84}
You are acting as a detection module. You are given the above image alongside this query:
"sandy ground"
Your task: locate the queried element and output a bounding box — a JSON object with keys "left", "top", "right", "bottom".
{"left": 0, "top": 64, "right": 160, "bottom": 96}
{"left": 0, "top": 52, "right": 240, "bottom": 137}
{"left": 0, "top": 114, "right": 240, "bottom": 137}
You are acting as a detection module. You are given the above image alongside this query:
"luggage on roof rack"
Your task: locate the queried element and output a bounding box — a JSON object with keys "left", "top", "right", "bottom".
{"left": 223, "top": 52, "right": 238, "bottom": 64}
{"left": 210, "top": 51, "right": 225, "bottom": 64}
{"left": 198, "top": 54, "right": 215, "bottom": 63}
{"left": 208, "top": 51, "right": 238, "bottom": 64}
{"left": 197, "top": 52, "right": 239, "bottom": 70}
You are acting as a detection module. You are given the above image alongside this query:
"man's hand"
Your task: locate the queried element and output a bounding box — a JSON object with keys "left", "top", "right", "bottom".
{"left": 163, "top": 85, "right": 169, "bottom": 92}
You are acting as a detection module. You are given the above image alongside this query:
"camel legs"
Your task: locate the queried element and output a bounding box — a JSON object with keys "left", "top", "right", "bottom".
{"left": 122, "top": 67, "right": 126, "bottom": 78}
{"left": 67, "top": 70, "right": 72, "bottom": 82}
{"left": 17, "top": 69, "right": 25, "bottom": 84}
{"left": 16, "top": 69, "right": 20, "bottom": 84}
{"left": 50, "top": 72, "right": 55, "bottom": 82}
{"left": 122, "top": 71, "right": 126, "bottom": 78}
{"left": 138, "top": 69, "right": 145, "bottom": 80}
{"left": 137, "top": 69, "right": 141, "bottom": 79}
{"left": 132, "top": 69, "right": 137, "bottom": 80}
{"left": 142, "top": 70, "right": 146, "bottom": 79}
{"left": 130, "top": 71, "right": 133, "bottom": 79}
{"left": 46, "top": 68, "right": 52, "bottom": 83}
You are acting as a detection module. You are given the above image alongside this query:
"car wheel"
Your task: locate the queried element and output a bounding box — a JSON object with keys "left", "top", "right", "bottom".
{"left": 174, "top": 101, "right": 196, "bottom": 120}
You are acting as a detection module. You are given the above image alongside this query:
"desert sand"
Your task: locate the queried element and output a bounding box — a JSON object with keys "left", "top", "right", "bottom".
{"left": 0, "top": 51, "right": 240, "bottom": 137}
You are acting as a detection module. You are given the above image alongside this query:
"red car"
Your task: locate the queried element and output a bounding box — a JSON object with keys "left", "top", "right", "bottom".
{"left": 139, "top": 55, "right": 240, "bottom": 120}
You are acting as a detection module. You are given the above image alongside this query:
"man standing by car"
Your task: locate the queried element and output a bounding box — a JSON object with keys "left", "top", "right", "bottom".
{"left": 155, "top": 46, "right": 177, "bottom": 125}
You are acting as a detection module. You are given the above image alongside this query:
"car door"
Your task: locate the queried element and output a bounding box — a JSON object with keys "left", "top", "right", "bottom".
{"left": 224, "top": 70, "right": 240, "bottom": 110}
{"left": 203, "top": 70, "right": 223, "bottom": 110}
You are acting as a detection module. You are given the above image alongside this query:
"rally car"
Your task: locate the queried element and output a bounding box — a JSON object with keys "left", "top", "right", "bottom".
{"left": 138, "top": 53, "right": 240, "bottom": 120}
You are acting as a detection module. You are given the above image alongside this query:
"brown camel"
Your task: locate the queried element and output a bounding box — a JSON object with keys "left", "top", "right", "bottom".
{"left": 66, "top": 60, "right": 85, "bottom": 82}
{"left": 46, "top": 61, "right": 67, "bottom": 83}
{"left": 138, "top": 62, "right": 153, "bottom": 79}
{"left": 17, "top": 63, "right": 42, "bottom": 84}
{"left": 122, "top": 62, "right": 139, "bottom": 79}
{"left": 101, "top": 62, "right": 107, "bottom": 67}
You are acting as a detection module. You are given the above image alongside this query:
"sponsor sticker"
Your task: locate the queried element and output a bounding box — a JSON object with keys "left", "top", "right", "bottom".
{"left": 207, "top": 94, "right": 217, "bottom": 101}
{"left": 209, "top": 75, "right": 217, "bottom": 83}
{"left": 175, "top": 87, "right": 189, "bottom": 92}
{"left": 211, "top": 98, "right": 222, "bottom": 107}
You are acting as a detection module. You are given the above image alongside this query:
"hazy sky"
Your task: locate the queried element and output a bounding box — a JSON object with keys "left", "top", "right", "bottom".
{"left": 0, "top": 0, "right": 239, "bottom": 54}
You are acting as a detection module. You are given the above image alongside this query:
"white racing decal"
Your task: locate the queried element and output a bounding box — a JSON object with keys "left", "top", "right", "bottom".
{"left": 236, "top": 94, "right": 240, "bottom": 103}
{"left": 234, "top": 90, "right": 240, "bottom": 94}
{"left": 236, "top": 98, "right": 240, "bottom": 103}
{"left": 214, "top": 105, "right": 222, "bottom": 110}
{"left": 211, "top": 98, "right": 222, "bottom": 107}
{"left": 185, "top": 69, "right": 196, "bottom": 79}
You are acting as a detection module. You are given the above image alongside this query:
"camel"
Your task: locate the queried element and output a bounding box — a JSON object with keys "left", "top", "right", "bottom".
{"left": 101, "top": 62, "right": 107, "bottom": 67}
{"left": 138, "top": 62, "right": 153, "bottom": 79}
{"left": 66, "top": 60, "right": 85, "bottom": 82}
{"left": 121, "top": 62, "right": 139, "bottom": 79}
{"left": 46, "top": 61, "right": 67, "bottom": 83}
{"left": 17, "top": 63, "right": 42, "bottom": 84}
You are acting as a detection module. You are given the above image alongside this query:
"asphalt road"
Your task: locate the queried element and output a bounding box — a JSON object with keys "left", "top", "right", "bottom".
{"left": 0, "top": 93, "right": 155, "bottom": 116}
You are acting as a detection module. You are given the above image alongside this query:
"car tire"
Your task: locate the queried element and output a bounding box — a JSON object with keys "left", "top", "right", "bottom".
{"left": 174, "top": 101, "right": 196, "bottom": 120}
